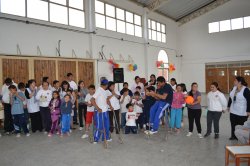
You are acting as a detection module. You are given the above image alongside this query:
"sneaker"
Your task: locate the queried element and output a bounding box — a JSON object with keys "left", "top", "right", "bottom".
{"left": 198, "top": 133, "right": 203, "bottom": 139}
{"left": 186, "top": 132, "right": 193, "bottom": 137}
{"left": 79, "top": 127, "right": 83, "bottom": 131}
{"left": 16, "top": 133, "right": 21, "bottom": 138}
{"left": 107, "top": 139, "right": 112, "bottom": 142}
{"left": 93, "top": 141, "right": 98, "bottom": 144}
{"left": 69, "top": 129, "right": 72, "bottom": 133}
{"left": 56, "top": 131, "right": 60, "bottom": 135}
{"left": 181, "top": 122, "right": 184, "bottom": 128}
{"left": 144, "top": 130, "right": 150, "bottom": 135}
{"left": 26, "top": 133, "right": 30, "bottom": 137}
{"left": 214, "top": 133, "right": 219, "bottom": 139}
{"left": 204, "top": 133, "right": 210, "bottom": 138}
{"left": 44, "top": 131, "right": 48, "bottom": 135}
{"left": 48, "top": 133, "right": 52, "bottom": 137}
{"left": 81, "top": 134, "right": 89, "bottom": 139}
{"left": 149, "top": 130, "right": 158, "bottom": 135}
{"left": 5, "top": 132, "right": 10, "bottom": 135}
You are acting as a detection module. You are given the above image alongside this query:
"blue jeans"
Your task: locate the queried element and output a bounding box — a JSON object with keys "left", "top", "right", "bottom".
{"left": 13, "top": 114, "right": 29, "bottom": 134}
{"left": 121, "top": 112, "right": 126, "bottom": 129}
{"left": 61, "top": 114, "right": 71, "bottom": 134}
{"left": 94, "top": 111, "right": 110, "bottom": 142}
{"left": 170, "top": 108, "right": 182, "bottom": 129}
{"left": 150, "top": 101, "right": 170, "bottom": 131}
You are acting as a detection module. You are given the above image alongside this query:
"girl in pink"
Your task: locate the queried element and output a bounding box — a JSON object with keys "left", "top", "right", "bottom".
{"left": 48, "top": 91, "right": 61, "bottom": 137}
{"left": 170, "top": 84, "right": 185, "bottom": 133}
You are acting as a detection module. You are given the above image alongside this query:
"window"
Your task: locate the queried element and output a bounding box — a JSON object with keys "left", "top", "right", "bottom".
{"left": 95, "top": 0, "right": 142, "bottom": 37}
{"left": 0, "top": 0, "right": 85, "bottom": 29}
{"left": 27, "top": 0, "right": 48, "bottom": 21}
{"left": 208, "top": 16, "right": 250, "bottom": 33}
{"left": 0, "top": 0, "right": 26, "bottom": 17}
{"left": 148, "top": 19, "right": 166, "bottom": 43}
{"left": 157, "top": 50, "right": 169, "bottom": 81}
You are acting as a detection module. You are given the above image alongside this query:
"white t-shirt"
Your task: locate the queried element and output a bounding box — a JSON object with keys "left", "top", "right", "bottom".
{"left": 131, "top": 82, "right": 144, "bottom": 93}
{"left": 131, "top": 99, "right": 143, "bottom": 113}
{"left": 68, "top": 81, "right": 78, "bottom": 91}
{"left": 106, "top": 90, "right": 121, "bottom": 110}
{"left": 35, "top": 89, "right": 52, "bottom": 107}
{"left": 120, "top": 95, "right": 131, "bottom": 113}
{"left": 126, "top": 112, "right": 137, "bottom": 126}
{"left": 85, "top": 93, "right": 95, "bottom": 112}
{"left": 93, "top": 87, "right": 109, "bottom": 112}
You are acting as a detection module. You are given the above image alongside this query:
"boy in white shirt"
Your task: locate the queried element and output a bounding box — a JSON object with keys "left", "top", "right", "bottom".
{"left": 81, "top": 85, "right": 95, "bottom": 139}
{"left": 36, "top": 82, "right": 52, "bottom": 134}
{"left": 120, "top": 88, "right": 131, "bottom": 129}
{"left": 131, "top": 91, "right": 144, "bottom": 130}
{"left": 125, "top": 103, "right": 138, "bottom": 134}
{"left": 91, "top": 79, "right": 112, "bottom": 144}
{"left": 67, "top": 73, "right": 78, "bottom": 91}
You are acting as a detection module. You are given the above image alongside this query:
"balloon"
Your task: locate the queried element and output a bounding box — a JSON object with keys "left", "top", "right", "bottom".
{"left": 133, "top": 64, "right": 138, "bottom": 71}
{"left": 185, "top": 96, "right": 194, "bottom": 105}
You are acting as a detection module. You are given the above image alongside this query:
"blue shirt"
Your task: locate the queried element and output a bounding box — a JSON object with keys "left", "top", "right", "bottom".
{"left": 11, "top": 92, "right": 25, "bottom": 115}
{"left": 60, "top": 101, "right": 73, "bottom": 114}
{"left": 156, "top": 83, "right": 173, "bottom": 104}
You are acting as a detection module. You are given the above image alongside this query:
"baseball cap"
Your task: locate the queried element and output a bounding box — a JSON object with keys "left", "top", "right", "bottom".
{"left": 101, "top": 79, "right": 109, "bottom": 85}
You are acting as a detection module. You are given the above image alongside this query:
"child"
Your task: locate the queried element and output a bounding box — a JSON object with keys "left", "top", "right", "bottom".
{"left": 125, "top": 103, "right": 138, "bottom": 134}
{"left": 81, "top": 85, "right": 95, "bottom": 139}
{"left": 48, "top": 91, "right": 61, "bottom": 137}
{"left": 136, "top": 86, "right": 144, "bottom": 98}
{"left": 18, "top": 82, "right": 29, "bottom": 129}
{"left": 143, "top": 86, "right": 156, "bottom": 131}
{"left": 132, "top": 91, "right": 144, "bottom": 131}
{"left": 36, "top": 81, "right": 52, "bottom": 134}
{"left": 120, "top": 88, "right": 131, "bottom": 129}
{"left": 60, "top": 94, "right": 73, "bottom": 136}
{"left": 9, "top": 85, "right": 30, "bottom": 137}
{"left": 66, "top": 90, "right": 76, "bottom": 130}
{"left": 78, "top": 80, "right": 88, "bottom": 130}
{"left": 52, "top": 80, "right": 61, "bottom": 92}
{"left": 170, "top": 84, "right": 185, "bottom": 133}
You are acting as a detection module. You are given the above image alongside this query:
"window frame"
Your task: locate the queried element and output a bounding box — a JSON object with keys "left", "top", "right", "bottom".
{"left": 148, "top": 18, "right": 166, "bottom": 43}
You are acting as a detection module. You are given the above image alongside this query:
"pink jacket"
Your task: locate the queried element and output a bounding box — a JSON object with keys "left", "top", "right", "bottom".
{"left": 171, "top": 92, "right": 185, "bottom": 109}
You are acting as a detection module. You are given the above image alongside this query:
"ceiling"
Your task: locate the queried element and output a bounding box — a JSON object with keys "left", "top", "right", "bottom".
{"left": 131, "top": 0, "right": 217, "bottom": 21}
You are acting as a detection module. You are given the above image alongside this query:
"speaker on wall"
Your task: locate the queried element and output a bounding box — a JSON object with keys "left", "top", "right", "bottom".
{"left": 113, "top": 68, "right": 124, "bottom": 83}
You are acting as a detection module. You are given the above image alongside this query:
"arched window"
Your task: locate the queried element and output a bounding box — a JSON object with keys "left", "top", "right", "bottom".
{"left": 157, "top": 50, "right": 169, "bottom": 81}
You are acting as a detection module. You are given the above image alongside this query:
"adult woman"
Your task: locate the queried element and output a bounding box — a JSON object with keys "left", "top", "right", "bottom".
{"left": 186, "top": 82, "right": 203, "bottom": 138}
{"left": 78, "top": 80, "right": 88, "bottom": 130}
{"left": 60, "top": 81, "right": 71, "bottom": 99}
{"left": 204, "top": 82, "right": 227, "bottom": 139}
{"left": 228, "top": 76, "right": 250, "bottom": 140}
{"left": 25, "top": 79, "right": 43, "bottom": 133}
{"left": 170, "top": 78, "right": 177, "bottom": 91}
{"left": 130, "top": 76, "right": 144, "bottom": 93}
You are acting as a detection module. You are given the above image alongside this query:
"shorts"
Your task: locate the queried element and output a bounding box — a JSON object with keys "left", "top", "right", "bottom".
{"left": 86, "top": 112, "right": 94, "bottom": 124}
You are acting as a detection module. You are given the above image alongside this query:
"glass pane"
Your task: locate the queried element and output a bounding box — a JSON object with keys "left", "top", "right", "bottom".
{"left": 220, "top": 20, "right": 231, "bottom": 32}
{"left": 231, "top": 70, "right": 238, "bottom": 76}
{"left": 148, "top": 20, "right": 151, "bottom": 29}
{"left": 50, "top": 0, "right": 66, "bottom": 5}
{"left": 95, "top": 13, "right": 105, "bottom": 28}
{"left": 135, "top": 25, "right": 142, "bottom": 37}
{"left": 117, "top": 20, "right": 125, "bottom": 33}
{"left": 157, "top": 22, "right": 161, "bottom": 31}
{"left": 126, "top": 11, "right": 133, "bottom": 23}
{"left": 116, "top": 8, "right": 124, "bottom": 20}
{"left": 106, "top": 17, "right": 116, "bottom": 31}
{"left": 95, "top": 0, "right": 104, "bottom": 14}
{"left": 152, "top": 30, "right": 156, "bottom": 40}
{"left": 161, "top": 24, "right": 165, "bottom": 33}
{"left": 1, "top": 0, "right": 25, "bottom": 17}
{"left": 69, "top": 0, "right": 84, "bottom": 10}
{"left": 134, "top": 14, "right": 141, "bottom": 26}
{"left": 50, "top": 4, "right": 68, "bottom": 25}
{"left": 69, "top": 9, "right": 85, "bottom": 28}
{"left": 126, "top": 23, "right": 134, "bottom": 35}
{"left": 151, "top": 21, "right": 156, "bottom": 30}
{"left": 209, "top": 22, "right": 219, "bottom": 33}
{"left": 148, "top": 30, "right": 152, "bottom": 39}
{"left": 162, "top": 34, "right": 166, "bottom": 43}
{"left": 244, "top": 16, "right": 250, "bottom": 28}
{"left": 105, "top": 4, "right": 115, "bottom": 17}
{"left": 244, "top": 70, "right": 250, "bottom": 76}
{"left": 231, "top": 18, "right": 243, "bottom": 30}
{"left": 218, "top": 71, "right": 225, "bottom": 76}
{"left": 27, "top": 0, "right": 48, "bottom": 21}
{"left": 157, "top": 32, "right": 161, "bottom": 42}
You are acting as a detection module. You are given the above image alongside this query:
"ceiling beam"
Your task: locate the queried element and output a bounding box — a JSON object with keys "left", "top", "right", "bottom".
{"left": 148, "top": 0, "right": 169, "bottom": 12}
{"left": 178, "top": 0, "right": 231, "bottom": 25}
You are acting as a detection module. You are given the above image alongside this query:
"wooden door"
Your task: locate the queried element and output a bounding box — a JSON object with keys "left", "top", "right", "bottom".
{"left": 78, "top": 61, "right": 94, "bottom": 87}
{"left": 228, "top": 67, "right": 240, "bottom": 92}
{"left": 34, "top": 60, "right": 56, "bottom": 86}
{"left": 2, "top": 59, "right": 29, "bottom": 84}
{"left": 58, "top": 61, "right": 76, "bottom": 83}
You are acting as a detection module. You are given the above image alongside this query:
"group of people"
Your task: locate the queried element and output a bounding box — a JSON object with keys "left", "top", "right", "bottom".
{"left": 0, "top": 72, "right": 250, "bottom": 145}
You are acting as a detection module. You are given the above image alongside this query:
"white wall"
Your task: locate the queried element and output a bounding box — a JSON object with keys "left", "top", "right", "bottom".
{"left": 178, "top": 0, "right": 250, "bottom": 92}
{"left": 0, "top": 0, "right": 178, "bottom": 87}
